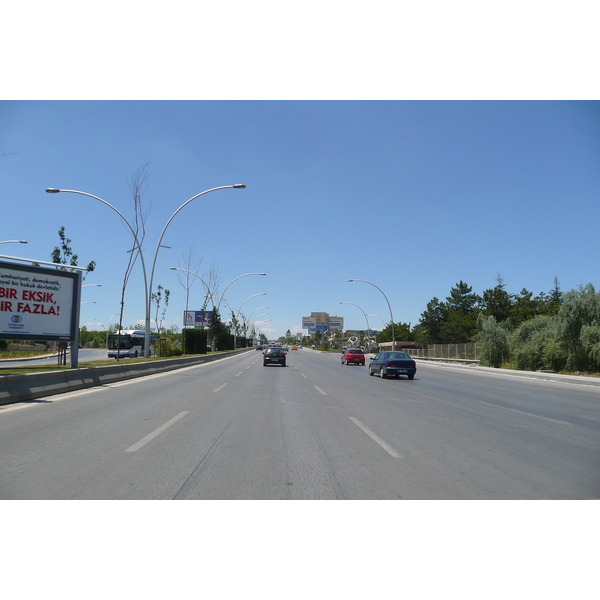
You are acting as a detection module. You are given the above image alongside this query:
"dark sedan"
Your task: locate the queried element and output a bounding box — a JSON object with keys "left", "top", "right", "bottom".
{"left": 263, "top": 347, "right": 286, "bottom": 367}
{"left": 369, "top": 351, "right": 416, "bottom": 379}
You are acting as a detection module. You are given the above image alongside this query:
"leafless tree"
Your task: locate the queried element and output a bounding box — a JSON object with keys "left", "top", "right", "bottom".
{"left": 175, "top": 246, "right": 203, "bottom": 316}
{"left": 204, "top": 261, "right": 222, "bottom": 312}
{"left": 116, "top": 163, "right": 150, "bottom": 359}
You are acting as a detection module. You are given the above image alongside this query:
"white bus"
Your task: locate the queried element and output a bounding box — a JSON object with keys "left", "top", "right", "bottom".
{"left": 107, "top": 330, "right": 154, "bottom": 359}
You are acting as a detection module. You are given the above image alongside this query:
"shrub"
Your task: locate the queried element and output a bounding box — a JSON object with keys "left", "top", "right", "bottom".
{"left": 509, "top": 315, "right": 565, "bottom": 372}
{"left": 475, "top": 314, "right": 510, "bottom": 368}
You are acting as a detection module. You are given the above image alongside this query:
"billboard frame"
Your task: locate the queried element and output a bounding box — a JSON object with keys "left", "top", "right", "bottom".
{"left": 0, "top": 260, "right": 81, "bottom": 343}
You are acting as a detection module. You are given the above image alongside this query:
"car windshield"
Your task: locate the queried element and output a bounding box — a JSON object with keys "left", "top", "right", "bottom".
{"left": 387, "top": 352, "right": 410, "bottom": 359}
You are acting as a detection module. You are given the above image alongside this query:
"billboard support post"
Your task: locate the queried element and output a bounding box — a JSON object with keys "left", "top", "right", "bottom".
{"left": 71, "top": 269, "right": 83, "bottom": 368}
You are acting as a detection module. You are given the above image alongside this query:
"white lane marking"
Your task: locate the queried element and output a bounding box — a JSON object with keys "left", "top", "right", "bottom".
{"left": 235, "top": 372, "right": 243, "bottom": 377}
{"left": 433, "top": 396, "right": 573, "bottom": 426}
{"left": 350, "top": 417, "right": 402, "bottom": 458}
{"left": 475, "top": 399, "right": 573, "bottom": 426}
{"left": 314, "top": 386, "right": 327, "bottom": 395}
{"left": 301, "top": 373, "right": 307, "bottom": 378}
{"left": 125, "top": 411, "right": 189, "bottom": 452}
{"left": 213, "top": 383, "right": 229, "bottom": 392}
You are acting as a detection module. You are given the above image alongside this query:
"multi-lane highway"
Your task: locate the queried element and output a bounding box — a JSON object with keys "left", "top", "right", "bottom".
{"left": 1, "top": 348, "right": 598, "bottom": 499}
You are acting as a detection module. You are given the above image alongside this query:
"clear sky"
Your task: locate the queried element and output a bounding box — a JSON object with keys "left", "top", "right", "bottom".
{"left": 2, "top": 100, "right": 599, "bottom": 339}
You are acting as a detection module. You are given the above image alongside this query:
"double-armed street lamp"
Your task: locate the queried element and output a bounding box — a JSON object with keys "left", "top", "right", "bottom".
{"left": 47, "top": 184, "right": 246, "bottom": 357}
{"left": 348, "top": 279, "right": 395, "bottom": 351}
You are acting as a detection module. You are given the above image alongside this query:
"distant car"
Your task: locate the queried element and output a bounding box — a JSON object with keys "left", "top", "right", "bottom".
{"left": 341, "top": 348, "right": 365, "bottom": 366}
{"left": 256, "top": 344, "right": 264, "bottom": 351}
{"left": 263, "top": 347, "right": 286, "bottom": 367}
{"left": 291, "top": 345, "right": 298, "bottom": 350}
{"left": 369, "top": 351, "right": 416, "bottom": 379}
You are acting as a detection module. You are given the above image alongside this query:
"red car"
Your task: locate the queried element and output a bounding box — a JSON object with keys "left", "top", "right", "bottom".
{"left": 341, "top": 348, "right": 365, "bottom": 366}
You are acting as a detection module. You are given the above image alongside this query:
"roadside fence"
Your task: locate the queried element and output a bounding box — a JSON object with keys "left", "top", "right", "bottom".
{"left": 406, "top": 343, "right": 479, "bottom": 363}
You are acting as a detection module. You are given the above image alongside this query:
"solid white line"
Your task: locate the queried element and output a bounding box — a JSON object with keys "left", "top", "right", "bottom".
{"left": 476, "top": 399, "right": 573, "bottom": 426}
{"left": 125, "top": 411, "right": 189, "bottom": 452}
{"left": 213, "top": 383, "right": 229, "bottom": 392}
{"left": 350, "top": 417, "right": 402, "bottom": 458}
{"left": 314, "top": 386, "right": 327, "bottom": 395}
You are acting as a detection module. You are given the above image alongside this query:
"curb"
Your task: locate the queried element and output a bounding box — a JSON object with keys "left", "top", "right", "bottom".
{"left": 414, "top": 356, "right": 600, "bottom": 388}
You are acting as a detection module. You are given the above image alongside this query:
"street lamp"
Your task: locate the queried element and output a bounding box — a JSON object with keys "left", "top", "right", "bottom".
{"left": 0, "top": 240, "right": 27, "bottom": 244}
{"left": 366, "top": 314, "right": 388, "bottom": 329}
{"left": 216, "top": 273, "right": 267, "bottom": 313}
{"left": 230, "top": 293, "right": 266, "bottom": 349}
{"left": 47, "top": 184, "right": 246, "bottom": 357}
{"left": 349, "top": 279, "right": 395, "bottom": 351}
{"left": 339, "top": 301, "right": 371, "bottom": 349}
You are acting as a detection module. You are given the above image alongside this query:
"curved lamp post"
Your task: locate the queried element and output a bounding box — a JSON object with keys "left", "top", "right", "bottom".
{"left": 0, "top": 240, "right": 27, "bottom": 245}
{"left": 216, "top": 273, "right": 266, "bottom": 314}
{"left": 47, "top": 184, "right": 245, "bottom": 356}
{"left": 339, "top": 301, "right": 371, "bottom": 347}
{"left": 231, "top": 293, "right": 266, "bottom": 349}
{"left": 366, "top": 313, "right": 388, "bottom": 330}
{"left": 349, "top": 279, "right": 395, "bottom": 351}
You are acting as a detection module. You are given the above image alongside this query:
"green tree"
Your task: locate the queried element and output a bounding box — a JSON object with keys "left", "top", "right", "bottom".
{"left": 51, "top": 226, "right": 96, "bottom": 278}
{"left": 509, "top": 314, "right": 564, "bottom": 372}
{"left": 440, "top": 281, "right": 481, "bottom": 343}
{"left": 475, "top": 314, "right": 510, "bottom": 368}
{"left": 557, "top": 284, "right": 600, "bottom": 372}
{"left": 417, "top": 297, "right": 445, "bottom": 343}
{"left": 481, "top": 274, "right": 513, "bottom": 322}
{"left": 509, "top": 288, "right": 539, "bottom": 326}
{"left": 376, "top": 322, "right": 413, "bottom": 344}
{"left": 151, "top": 285, "right": 170, "bottom": 354}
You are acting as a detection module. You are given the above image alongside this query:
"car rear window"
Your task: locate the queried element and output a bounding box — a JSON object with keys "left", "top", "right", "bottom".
{"left": 349, "top": 349, "right": 363, "bottom": 353}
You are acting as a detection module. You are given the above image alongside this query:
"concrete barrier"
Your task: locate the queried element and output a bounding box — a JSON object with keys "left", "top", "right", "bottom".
{"left": 0, "top": 349, "right": 252, "bottom": 406}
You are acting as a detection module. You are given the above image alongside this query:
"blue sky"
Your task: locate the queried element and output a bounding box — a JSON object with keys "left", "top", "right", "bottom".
{"left": 1, "top": 101, "right": 599, "bottom": 339}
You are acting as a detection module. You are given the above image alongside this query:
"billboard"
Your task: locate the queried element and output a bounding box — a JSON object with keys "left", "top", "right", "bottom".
{"left": 0, "top": 261, "right": 79, "bottom": 341}
{"left": 184, "top": 310, "right": 213, "bottom": 326}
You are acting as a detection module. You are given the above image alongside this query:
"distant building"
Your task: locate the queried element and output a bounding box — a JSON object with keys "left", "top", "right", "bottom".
{"left": 302, "top": 312, "right": 344, "bottom": 336}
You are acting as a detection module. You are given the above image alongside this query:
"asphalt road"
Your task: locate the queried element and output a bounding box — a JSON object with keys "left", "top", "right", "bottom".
{"left": 1, "top": 348, "right": 599, "bottom": 499}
